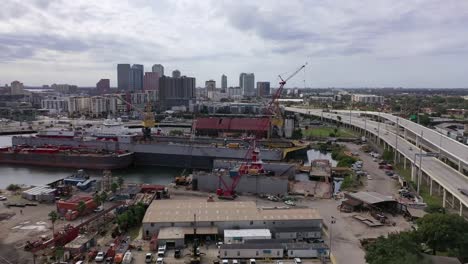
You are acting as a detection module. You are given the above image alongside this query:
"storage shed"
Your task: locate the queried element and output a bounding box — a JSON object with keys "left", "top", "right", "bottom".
{"left": 219, "top": 243, "right": 283, "bottom": 259}
{"left": 224, "top": 229, "right": 271, "bottom": 244}
{"left": 285, "top": 242, "right": 328, "bottom": 258}
{"left": 22, "top": 186, "right": 56, "bottom": 202}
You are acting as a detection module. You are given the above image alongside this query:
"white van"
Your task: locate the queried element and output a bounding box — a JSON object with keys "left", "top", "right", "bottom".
{"left": 122, "top": 251, "right": 133, "bottom": 264}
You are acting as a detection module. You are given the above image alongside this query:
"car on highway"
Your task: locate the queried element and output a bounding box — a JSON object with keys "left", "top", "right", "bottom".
{"left": 459, "top": 188, "right": 468, "bottom": 197}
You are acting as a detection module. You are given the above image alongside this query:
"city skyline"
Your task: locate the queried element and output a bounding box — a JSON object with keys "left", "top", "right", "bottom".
{"left": 1, "top": 0, "right": 468, "bottom": 88}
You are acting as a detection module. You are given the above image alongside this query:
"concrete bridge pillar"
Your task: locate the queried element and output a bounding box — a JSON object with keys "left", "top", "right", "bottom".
{"left": 460, "top": 201, "right": 463, "bottom": 216}
{"left": 452, "top": 195, "right": 456, "bottom": 209}
{"left": 411, "top": 164, "right": 416, "bottom": 182}
{"left": 416, "top": 136, "right": 419, "bottom": 148}
{"left": 443, "top": 189, "right": 446, "bottom": 208}
{"left": 429, "top": 179, "right": 433, "bottom": 196}
{"left": 404, "top": 129, "right": 407, "bottom": 140}
{"left": 403, "top": 158, "right": 407, "bottom": 169}
{"left": 459, "top": 160, "right": 463, "bottom": 173}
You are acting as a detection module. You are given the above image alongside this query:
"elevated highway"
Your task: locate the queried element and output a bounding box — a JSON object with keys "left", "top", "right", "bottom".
{"left": 286, "top": 107, "right": 468, "bottom": 217}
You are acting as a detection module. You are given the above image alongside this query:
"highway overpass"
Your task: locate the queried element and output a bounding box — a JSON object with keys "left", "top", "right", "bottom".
{"left": 286, "top": 107, "right": 468, "bottom": 217}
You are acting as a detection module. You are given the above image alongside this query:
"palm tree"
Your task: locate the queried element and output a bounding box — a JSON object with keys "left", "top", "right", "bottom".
{"left": 77, "top": 201, "right": 86, "bottom": 216}
{"left": 48, "top": 211, "right": 58, "bottom": 234}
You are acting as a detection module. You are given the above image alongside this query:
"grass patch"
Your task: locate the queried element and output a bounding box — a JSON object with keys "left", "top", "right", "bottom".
{"left": 303, "top": 127, "right": 358, "bottom": 138}
{"left": 127, "top": 226, "right": 142, "bottom": 240}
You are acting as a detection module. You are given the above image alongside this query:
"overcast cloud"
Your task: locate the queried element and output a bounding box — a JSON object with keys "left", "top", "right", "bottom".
{"left": 1, "top": 0, "right": 468, "bottom": 88}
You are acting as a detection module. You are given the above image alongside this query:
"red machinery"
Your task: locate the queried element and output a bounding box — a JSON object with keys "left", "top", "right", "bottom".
{"left": 216, "top": 64, "right": 307, "bottom": 199}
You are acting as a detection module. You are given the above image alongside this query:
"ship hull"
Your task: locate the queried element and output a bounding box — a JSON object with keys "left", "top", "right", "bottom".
{"left": 0, "top": 152, "right": 134, "bottom": 170}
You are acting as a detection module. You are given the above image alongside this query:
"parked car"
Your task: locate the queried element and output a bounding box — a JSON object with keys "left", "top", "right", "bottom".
{"left": 385, "top": 171, "right": 394, "bottom": 176}
{"left": 222, "top": 260, "right": 229, "bottom": 264}
{"left": 294, "top": 258, "right": 302, "bottom": 264}
{"left": 156, "top": 257, "right": 164, "bottom": 264}
{"left": 174, "top": 249, "right": 181, "bottom": 258}
{"left": 459, "top": 188, "right": 468, "bottom": 196}
{"left": 284, "top": 200, "right": 296, "bottom": 206}
{"left": 94, "top": 206, "right": 104, "bottom": 213}
{"left": 145, "top": 253, "right": 153, "bottom": 263}
{"left": 0, "top": 196, "right": 7, "bottom": 201}
{"left": 249, "top": 259, "right": 256, "bottom": 264}
{"left": 276, "top": 261, "right": 284, "bottom": 264}
{"left": 232, "top": 260, "right": 239, "bottom": 264}
{"left": 95, "top": 252, "right": 105, "bottom": 262}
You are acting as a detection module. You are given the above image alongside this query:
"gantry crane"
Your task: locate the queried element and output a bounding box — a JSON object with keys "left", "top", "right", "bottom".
{"left": 216, "top": 63, "right": 307, "bottom": 199}
{"left": 113, "top": 94, "right": 156, "bottom": 140}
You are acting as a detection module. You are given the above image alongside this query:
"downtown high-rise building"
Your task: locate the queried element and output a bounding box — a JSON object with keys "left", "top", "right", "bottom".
{"left": 221, "top": 74, "right": 227, "bottom": 93}
{"left": 152, "top": 64, "right": 164, "bottom": 76}
{"left": 159, "top": 75, "right": 196, "bottom": 110}
{"left": 256, "top": 81, "right": 270, "bottom": 97}
{"left": 143, "top": 72, "right": 160, "bottom": 91}
{"left": 205, "top": 80, "right": 216, "bottom": 99}
{"left": 129, "top": 64, "right": 144, "bottom": 91}
{"left": 239, "top": 73, "right": 255, "bottom": 97}
{"left": 172, "top": 69, "right": 181, "bottom": 78}
{"left": 117, "top": 64, "right": 131, "bottom": 91}
{"left": 96, "top": 79, "right": 110, "bottom": 95}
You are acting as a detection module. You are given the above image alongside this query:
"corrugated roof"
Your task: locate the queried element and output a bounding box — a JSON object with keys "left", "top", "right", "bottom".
{"left": 346, "top": 191, "right": 396, "bottom": 205}
{"left": 220, "top": 243, "right": 283, "bottom": 250}
{"left": 23, "top": 186, "right": 56, "bottom": 195}
{"left": 224, "top": 229, "right": 271, "bottom": 238}
{"left": 143, "top": 200, "right": 321, "bottom": 223}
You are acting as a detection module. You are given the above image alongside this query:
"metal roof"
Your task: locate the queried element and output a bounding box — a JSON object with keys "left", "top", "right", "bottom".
{"left": 158, "top": 227, "right": 218, "bottom": 240}
{"left": 22, "top": 186, "right": 56, "bottom": 195}
{"left": 143, "top": 200, "right": 321, "bottom": 223}
{"left": 346, "top": 191, "right": 396, "bottom": 205}
{"left": 220, "top": 243, "right": 283, "bottom": 250}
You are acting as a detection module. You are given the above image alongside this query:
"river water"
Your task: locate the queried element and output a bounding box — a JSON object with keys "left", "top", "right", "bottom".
{"left": 0, "top": 135, "right": 181, "bottom": 188}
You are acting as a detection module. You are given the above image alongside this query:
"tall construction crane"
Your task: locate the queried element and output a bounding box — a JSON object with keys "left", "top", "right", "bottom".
{"left": 113, "top": 94, "right": 156, "bottom": 140}
{"left": 217, "top": 63, "right": 307, "bottom": 199}
{"left": 269, "top": 63, "right": 307, "bottom": 133}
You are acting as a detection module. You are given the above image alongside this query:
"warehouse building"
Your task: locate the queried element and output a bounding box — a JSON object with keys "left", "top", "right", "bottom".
{"left": 142, "top": 200, "right": 322, "bottom": 241}
{"left": 273, "top": 227, "right": 322, "bottom": 240}
{"left": 285, "top": 243, "right": 328, "bottom": 258}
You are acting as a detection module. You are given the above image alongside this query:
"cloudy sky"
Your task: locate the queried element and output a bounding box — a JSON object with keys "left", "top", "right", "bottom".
{"left": 1, "top": 0, "right": 468, "bottom": 88}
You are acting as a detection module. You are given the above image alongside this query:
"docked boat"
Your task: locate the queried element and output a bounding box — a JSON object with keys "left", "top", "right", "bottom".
{"left": 0, "top": 145, "right": 134, "bottom": 170}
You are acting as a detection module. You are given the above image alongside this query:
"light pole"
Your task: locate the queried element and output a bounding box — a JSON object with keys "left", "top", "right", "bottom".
{"left": 414, "top": 152, "right": 439, "bottom": 194}
{"left": 329, "top": 216, "right": 336, "bottom": 258}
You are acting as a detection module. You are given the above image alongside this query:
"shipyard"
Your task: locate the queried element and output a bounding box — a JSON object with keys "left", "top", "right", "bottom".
{"left": 2, "top": 2, "right": 468, "bottom": 264}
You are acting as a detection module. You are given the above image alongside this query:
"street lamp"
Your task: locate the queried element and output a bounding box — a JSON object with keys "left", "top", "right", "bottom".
{"left": 329, "top": 216, "right": 336, "bottom": 258}
{"left": 414, "top": 152, "right": 439, "bottom": 194}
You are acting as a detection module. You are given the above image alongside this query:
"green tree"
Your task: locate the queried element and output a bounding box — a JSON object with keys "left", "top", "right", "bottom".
{"left": 365, "top": 232, "right": 427, "bottom": 264}
{"left": 117, "top": 176, "right": 124, "bottom": 190}
{"left": 100, "top": 192, "right": 108, "bottom": 204}
{"left": 77, "top": 201, "right": 86, "bottom": 216}
{"left": 416, "top": 213, "right": 468, "bottom": 256}
{"left": 93, "top": 192, "right": 101, "bottom": 206}
{"left": 111, "top": 182, "right": 119, "bottom": 193}
{"left": 48, "top": 210, "right": 58, "bottom": 234}
{"left": 6, "top": 184, "right": 21, "bottom": 191}
{"left": 169, "top": 129, "right": 184, "bottom": 136}
{"left": 291, "top": 129, "right": 302, "bottom": 139}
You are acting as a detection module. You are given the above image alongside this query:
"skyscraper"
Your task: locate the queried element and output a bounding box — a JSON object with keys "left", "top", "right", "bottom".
{"left": 172, "top": 69, "right": 181, "bottom": 78}
{"left": 239, "top": 73, "right": 255, "bottom": 96}
{"left": 152, "top": 64, "right": 164, "bottom": 76}
{"left": 143, "top": 72, "right": 160, "bottom": 91}
{"left": 256, "top": 81, "right": 270, "bottom": 97}
{"left": 117, "top": 64, "right": 130, "bottom": 91}
{"left": 129, "top": 64, "right": 144, "bottom": 91}
{"left": 159, "top": 76, "right": 196, "bottom": 110}
{"left": 96, "top": 79, "right": 110, "bottom": 94}
{"left": 221, "top": 74, "right": 227, "bottom": 93}
{"left": 205, "top": 80, "right": 216, "bottom": 99}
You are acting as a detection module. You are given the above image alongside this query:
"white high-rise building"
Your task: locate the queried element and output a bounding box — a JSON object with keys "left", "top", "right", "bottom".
{"left": 239, "top": 73, "right": 255, "bottom": 97}
{"left": 152, "top": 64, "right": 164, "bottom": 76}
{"left": 221, "top": 74, "right": 227, "bottom": 93}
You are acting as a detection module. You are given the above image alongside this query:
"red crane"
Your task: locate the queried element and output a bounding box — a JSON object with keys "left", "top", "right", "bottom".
{"left": 216, "top": 63, "right": 307, "bottom": 199}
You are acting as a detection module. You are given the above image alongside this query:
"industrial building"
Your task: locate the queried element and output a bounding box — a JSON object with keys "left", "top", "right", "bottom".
{"left": 142, "top": 200, "right": 322, "bottom": 243}
{"left": 224, "top": 229, "right": 272, "bottom": 244}
{"left": 219, "top": 243, "right": 284, "bottom": 259}
{"left": 194, "top": 117, "right": 270, "bottom": 138}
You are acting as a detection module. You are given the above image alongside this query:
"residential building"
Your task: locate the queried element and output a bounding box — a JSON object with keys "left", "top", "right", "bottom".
{"left": 41, "top": 96, "right": 68, "bottom": 113}
{"left": 159, "top": 75, "right": 196, "bottom": 110}
{"left": 228, "top": 86, "right": 242, "bottom": 99}
{"left": 351, "top": 94, "right": 384, "bottom": 104}
{"left": 221, "top": 74, "right": 227, "bottom": 93}
{"left": 256, "top": 81, "right": 270, "bottom": 97}
{"left": 129, "top": 64, "right": 144, "bottom": 91}
{"left": 90, "top": 96, "right": 109, "bottom": 117}
{"left": 151, "top": 64, "right": 164, "bottom": 76}
{"left": 117, "top": 64, "right": 131, "bottom": 91}
{"left": 172, "top": 69, "right": 181, "bottom": 78}
{"left": 51, "top": 84, "right": 78, "bottom": 94}
{"left": 68, "top": 96, "right": 91, "bottom": 116}
{"left": 205, "top": 80, "right": 216, "bottom": 99}
{"left": 240, "top": 73, "right": 255, "bottom": 97}
{"left": 143, "top": 72, "right": 160, "bottom": 91}
{"left": 10, "top": 81, "right": 26, "bottom": 95}
{"left": 96, "top": 79, "right": 110, "bottom": 95}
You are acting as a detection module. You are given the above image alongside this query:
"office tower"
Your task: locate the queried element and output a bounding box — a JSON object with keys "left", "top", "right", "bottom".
{"left": 221, "top": 74, "right": 227, "bottom": 93}
{"left": 159, "top": 76, "right": 196, "bottom": 110}
{"left": 143, "top": 72, "right": 160, "bottom": 91}
{"left": 152, "top": 64, "right": 164, "bottom": 76}
{"left": 256, "top": 82, "right": 270, "bottom": 97}
{"left": 129, "top": 64, "right": 144, "bottom": 91}
{"left": 240, "top": 73, "right": 255, "bottom": 96}
{"left": 172, "top": 69, "right": 181, "bottom": 78}
{"left": 96, "top": 79, "right": 110, "bottom": 94}
{"left": 117, "top": 64, "right": 131, "bottom": 91}
{"left": 206, "top": 80, "right": 216, "bottom": 99}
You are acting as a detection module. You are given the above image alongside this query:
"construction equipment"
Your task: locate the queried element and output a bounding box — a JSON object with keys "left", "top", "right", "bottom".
{"left": 216, "top": 64, "right": 306, "bottom": 199}
{"left": 268, "top": 63, "right": 307, "bottom": 132}
{"left": 113, "top": 94, "right": 156, "bottom": 140}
